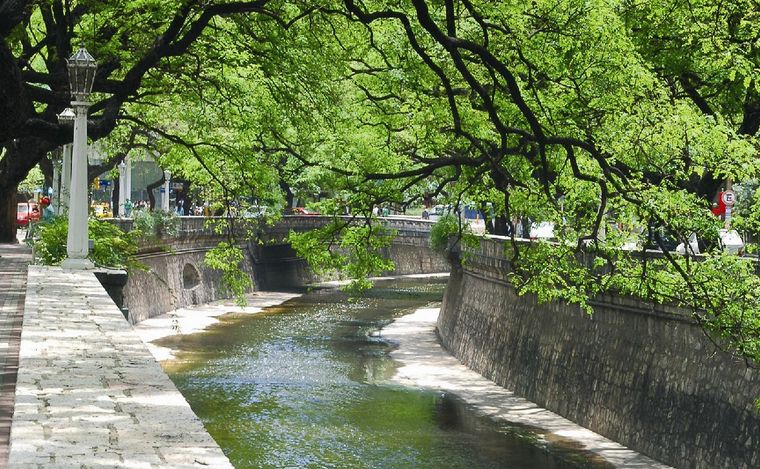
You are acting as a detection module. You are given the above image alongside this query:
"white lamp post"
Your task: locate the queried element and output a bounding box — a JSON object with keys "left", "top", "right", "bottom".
{"left": 51, "top": 152, "right": 61, "bottom": 215}
{"left": 61, "top": 45, "right": 97, "bottom": 270}
{"left": 118, "top": 160, "right": 127, "bottom": 217}
{"left": 124, "top": 155, "right": 132, "bottom": 214}
{"left": 57, "top": 108, "right": 75, "bottom": 215}
{"left": 162, "top": 170, "right": 171, "bottom": 212}
{"left": 117, "top": 157, "right": 133, "bottom": 217}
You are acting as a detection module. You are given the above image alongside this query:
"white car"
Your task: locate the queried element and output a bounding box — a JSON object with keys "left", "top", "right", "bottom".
{"left": 675, "top": 230, "right": 744, "bottom": 256}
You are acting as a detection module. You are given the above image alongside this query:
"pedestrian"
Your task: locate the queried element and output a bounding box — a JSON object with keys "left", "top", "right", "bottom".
{"left": 40, "top": 197, "right": 54, "bottom": 221}
{"left": 124, "top": 199, "right": 134, "bottom": 217}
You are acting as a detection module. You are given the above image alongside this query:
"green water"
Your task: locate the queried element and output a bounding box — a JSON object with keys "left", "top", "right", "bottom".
{"left": 158, "top": 279, "right": 611, "bottom": 469}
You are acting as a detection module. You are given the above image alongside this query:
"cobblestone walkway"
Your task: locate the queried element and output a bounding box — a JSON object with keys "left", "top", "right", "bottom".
{"left": 0, "top": 242, "right": 31, "bottom": 467}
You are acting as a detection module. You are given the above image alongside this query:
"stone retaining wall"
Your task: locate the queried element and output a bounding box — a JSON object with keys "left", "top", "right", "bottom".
{"left": 124, "top": 239, "right": 255, "bottom": 323}
{"left": 438, "top": 237, "right": 760, "bottom": 469}
{"left": 120, "top": 216, "right": 447, "bottom": 322}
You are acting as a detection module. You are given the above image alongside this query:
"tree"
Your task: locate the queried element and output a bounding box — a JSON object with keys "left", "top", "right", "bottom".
{"left": 0, "top": 0, "right": 283, "bottom": 242}
{"left": 621, "top": 0, "right": 760, "bottom": 197}
{"left": 2, "top": 1, "right": 759, "bottom": 363}
{"left": 277, "top": 1, "right": 760, "bottom": 364}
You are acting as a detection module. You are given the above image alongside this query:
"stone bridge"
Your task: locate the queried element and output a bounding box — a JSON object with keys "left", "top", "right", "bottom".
{"left": 109, "top": 215, "right": 447, "bottom": 322}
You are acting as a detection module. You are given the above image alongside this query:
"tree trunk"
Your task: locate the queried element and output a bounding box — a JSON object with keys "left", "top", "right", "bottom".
{"left": 279, "top": 179, "right": 294, "bottom": 211}
{"left": 0, "top": 139, "right": 53, "bottom": 242}
{"left": 112, "top": 178, "right": 120, "bottom": 216}
{"left": 0, "top": 42, "right": 33, "bottom": 142}
{"left": 493, "top": 215, "right": 511, "bottom": 236}
{"left": 39, "top": 155, "right": 54, "bottom": 192}
{"left": 0, "top": 182, "right": 18, "bottom": 243}
{"left": 146, "top": 174, "right": 165, "bottom": 210}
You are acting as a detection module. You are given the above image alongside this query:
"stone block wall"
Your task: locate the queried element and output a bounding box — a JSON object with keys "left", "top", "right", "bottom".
{"left": 250, "top": 238, "right": 448, "bottom": 290}
{"left": 438, "top": 238, "right": 760, "bottom": 469}
{"left": 124, "top": 237, "right": 255, "bottom": 323}
{"left": 122, "top": 216, "right": 447, "bottom": 321}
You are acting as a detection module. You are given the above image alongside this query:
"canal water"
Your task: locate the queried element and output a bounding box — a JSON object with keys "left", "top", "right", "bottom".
{"left": 157, "top": 279, "right": 612, "bottom": 468}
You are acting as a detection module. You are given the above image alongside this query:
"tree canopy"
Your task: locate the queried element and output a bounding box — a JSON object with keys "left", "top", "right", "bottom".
{"left": 1, "top": 0, "right": 759, "bottom": 364}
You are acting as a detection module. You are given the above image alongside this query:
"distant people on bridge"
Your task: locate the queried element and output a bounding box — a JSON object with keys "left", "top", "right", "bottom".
{"left": 123, "top": 199, "right": 134, "bottom": 217}
{"left": 40, "top": 197, "right": 54, "bottom": 221}
{"left": 134, "top": 200, "right": 147, "bottom": 213}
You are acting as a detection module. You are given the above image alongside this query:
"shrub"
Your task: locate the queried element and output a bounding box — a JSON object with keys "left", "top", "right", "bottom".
{"left": 133, "top": 210, "right": 180, "bottom": 238}
{"left": 204, "top": 242, "right": 252, "bottom": 306}
{"left": 33, "top": 216, "right": 141, "bottom": 270}
{"left": 430, "top": 214, "right": 479, "bottom": 252}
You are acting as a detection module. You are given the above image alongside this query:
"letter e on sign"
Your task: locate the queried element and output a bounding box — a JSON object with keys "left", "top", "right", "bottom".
{"left": 721, "top": 190, "right": 736, "bottom": 206}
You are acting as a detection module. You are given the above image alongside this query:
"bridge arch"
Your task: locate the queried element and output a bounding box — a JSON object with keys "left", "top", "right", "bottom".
{"left": 112, "top": 215, "right": 447, "bottom": 322}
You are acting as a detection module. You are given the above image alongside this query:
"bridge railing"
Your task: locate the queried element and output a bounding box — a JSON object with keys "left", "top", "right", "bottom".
{"left": 104, "top": 215, "right": 436, "bottom": 244}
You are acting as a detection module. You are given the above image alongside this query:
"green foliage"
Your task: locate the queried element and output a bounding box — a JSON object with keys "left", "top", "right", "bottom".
{"left": 132, "top": 210, "right": 180, "bottom": 239}
{"left": 607, "top": 253, "right": 760, "bottom": 363}
{"left": 429, "top": 215, "right": 480, "bottom": 257}
{"left": 430, "top": 215, "right": 460, "bottom": 252}
{"left": 32, "top": 217, "right": 141, "bottom": 270}
{"left": 505, "top": 238, "right": 760, "bottom": 364}
{"left": 509, "top": 242, "right": 610, "bottom": 316}
{"left": 733, "top": 184, "right": 760, "bottom": 252}
{"left": 8, "top": 0, "right": 760, "bottom": 371}
{"left": 31, "top": 217, "right": 68, "bottom": 265}
{"left": 204, "top": 242, "right": 253, "bottom": 306}
{"left": 18, "top": 166, "right": 43, "bottom": 195}
{"left": 289, "top": 219, "right": 396, "bottom": 293}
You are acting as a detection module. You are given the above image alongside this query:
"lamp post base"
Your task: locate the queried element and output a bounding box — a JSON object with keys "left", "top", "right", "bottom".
{"left": 61, "top": 257, "right": 95, "bottom": 270}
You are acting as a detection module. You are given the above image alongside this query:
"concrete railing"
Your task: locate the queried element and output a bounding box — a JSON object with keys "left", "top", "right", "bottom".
{"left": 103, "top": 214, "right": 437, "bottom": 249}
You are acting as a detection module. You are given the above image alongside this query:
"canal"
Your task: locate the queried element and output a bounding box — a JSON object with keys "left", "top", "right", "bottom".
{"left": 156, "top": 279, "right": 612, "bottom": 468}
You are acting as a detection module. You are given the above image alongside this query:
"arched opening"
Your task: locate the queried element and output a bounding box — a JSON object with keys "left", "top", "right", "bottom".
{"left": 182, "top": 263, "right": 201, "bottom": 290}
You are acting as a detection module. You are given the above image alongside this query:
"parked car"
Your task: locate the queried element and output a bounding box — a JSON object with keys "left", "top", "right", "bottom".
{"left": 16, "top": 202, "right": 40, "bottom": 227}
{"left": 428, "top": 205, "right": 449, "bottom": 222}
{"left": 719, "top": 229, "right": 745, "bottom": 255}
{"left": 242, "top": 205, "right": 270, "bottom": 217}
{"left": 91, "top": 203, "right": 112, "bottom": 218}
{"left": 672, "top": 229, "right": 744, "bottom": 256}
{"left": 529, "top": 221, "right": 555, "bottom": 240}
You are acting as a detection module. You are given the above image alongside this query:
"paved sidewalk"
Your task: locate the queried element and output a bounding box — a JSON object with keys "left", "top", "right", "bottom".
{"left": 0, "top": 242, "right": 31, "bottom": 467}
{"left": 9, "top": 265, "right": 232, "bottom": 468}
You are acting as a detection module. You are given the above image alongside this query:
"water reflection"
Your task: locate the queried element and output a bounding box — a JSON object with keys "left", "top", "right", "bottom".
{"left": 157, "top": 279, "right": 612, "bottom": 468}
